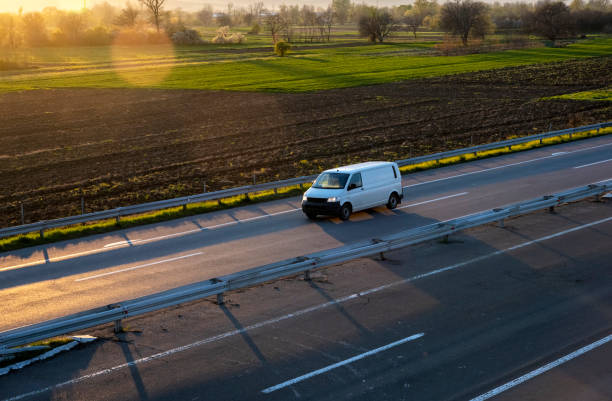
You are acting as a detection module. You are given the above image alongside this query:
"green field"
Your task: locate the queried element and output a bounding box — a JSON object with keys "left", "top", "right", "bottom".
{"left": 547, "top": 87, "right": 612, "bottom": 101}
{"left": 1, "top": 36, "right": 611, "bottom": 93}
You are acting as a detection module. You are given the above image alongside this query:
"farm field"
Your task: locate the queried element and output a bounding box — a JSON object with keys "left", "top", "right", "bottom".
{"left": 0, "top": 54, "right": 610, "bottom": 227}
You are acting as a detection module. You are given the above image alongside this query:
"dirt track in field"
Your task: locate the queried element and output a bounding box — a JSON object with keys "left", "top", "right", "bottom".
{"left": 0, "top": 56, "right": 610, "bottom": 227}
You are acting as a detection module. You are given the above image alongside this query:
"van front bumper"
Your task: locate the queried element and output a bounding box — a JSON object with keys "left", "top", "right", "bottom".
{"left": 302, "top": 201, "right": 342, "bottom": 216}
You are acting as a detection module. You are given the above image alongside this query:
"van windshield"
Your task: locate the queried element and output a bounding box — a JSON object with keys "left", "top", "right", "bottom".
{"left": 312, "top": 173, "right": 350, "bottom": 189}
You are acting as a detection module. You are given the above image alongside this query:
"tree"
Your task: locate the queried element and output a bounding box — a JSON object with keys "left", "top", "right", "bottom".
{"left": 440, "top": 0, "right": 492, "bottom": 45}
{"left": 0, "top": 13, "right": 20, "bottom": 48}
{"left": 265, "top": 13, "right": 287, "bottom": 43}
{"left": 404, "top": 0, "right": 439, "bottom": 37}
{"left": 139, "top": 0, "right": 166, "bottom": 32}
{"left": 22, "top": 12, "right": 48, "bottom": 46}
{"left": 526, "top": 1, "right": 575, "bottom": 41}
{"left": 115, "top": 3, "right": 140, "bottom": 27}
{"left": 196, "top": 5, "right": 213, "bottom": 26}
{"left": 333, "top": 0, "right": 351, "bottom": 25}
{"left": 358, "top": 8, "right": 397, "bottom": 42}
{"left": 57, "top": 12, "right": 87, "bottom": 45}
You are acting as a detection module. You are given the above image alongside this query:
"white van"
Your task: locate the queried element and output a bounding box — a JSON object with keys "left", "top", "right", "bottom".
{"left": 301, "top": 161, "right": 403, "bottom": 220}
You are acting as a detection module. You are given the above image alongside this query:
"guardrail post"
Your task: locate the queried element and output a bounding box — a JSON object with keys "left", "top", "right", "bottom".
{"left": 183, "top": 204, "right": 187, "bottom": 212}
{"left": 498, "top": 219, "right": 505, "bottom": 228}
{"left": 39, "top": 229, "right": 44, "bottom": 239}
{"left": 300, "top": 183, "right": 304, "bottom": 190}
{"left": 216, "top": 293, "right": 225, "bottom": 305}
{"left": 304, "top": 270, "right": 311, "bottom": 281}
{"left": 116, "top": 215, "right": 120, "bottom": 224}
{"left": 274, "top": 188, "right": 278, "bottom": 195}
{"left": 107, "top": 304, "right": 124, "bottom": 333}
{"left": 548, "top": 205, "right": 555, "bottom": 213}
{"left": 508, "top": 145, "right": 512, "bottom": 151}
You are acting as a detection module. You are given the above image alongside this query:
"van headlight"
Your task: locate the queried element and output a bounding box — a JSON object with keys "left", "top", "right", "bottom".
{"left": 302, "top": 194, "right": 308, "bottom": 202}
{"left": 327, "top": 197, "right": 339, "bottom": 203}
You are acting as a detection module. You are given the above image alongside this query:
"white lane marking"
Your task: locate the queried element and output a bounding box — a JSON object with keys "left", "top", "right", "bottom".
{"left": 573, "top": 157, "right": 612, "bottom": 169}
{"left": 470, "top": 333, "right": 612, "bottom": 401}
{"left": 74, "top": 253, "right": 203, "bottom": 282}
{"left": 0, "top": 208, "right": 301, "bottom": 272}
{"left": 398, "top": 192, "right": 468, "bottom": 209}
{"left": 5, "top": 215, "right": 611, "bottom": 401}
{"left": 4, "top": 139, "right": 611, "bottom": 271}
{"left": 551, "top": 152, "right": 567, "bottom": 156}
{"left": 102, "top": 208, "right": 301, "bottom": 248}
{"left": 261, "top": 333, "right": 425, "bottom": 394}
{"left": 403, "top": 141, "right": 612, "bottom": 189}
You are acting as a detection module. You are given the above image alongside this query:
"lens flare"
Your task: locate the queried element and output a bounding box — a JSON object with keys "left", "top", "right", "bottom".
{"left": 111, "top": 29, "right": 175, "bottom": 87}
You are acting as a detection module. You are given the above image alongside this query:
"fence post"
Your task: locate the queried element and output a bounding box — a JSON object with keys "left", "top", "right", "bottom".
{"left": 20, "top": 202, "right": 24, "bottom": 225}
{"left": 203, "top": 181, "right": 206, "bottom": 193}
{"left": 81, "top": 196, "right": 85, "bottom": 215}
{"left": 253, "top": 174, "right": 256, "bottom": 185}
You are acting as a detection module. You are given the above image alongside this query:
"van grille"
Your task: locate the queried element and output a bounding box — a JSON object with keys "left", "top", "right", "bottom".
{"left": 307, "top": 197, "right": 327, "bottom": 203}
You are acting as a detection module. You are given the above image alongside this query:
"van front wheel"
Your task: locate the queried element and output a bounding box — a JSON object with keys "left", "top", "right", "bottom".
{"left": 339, "top": 204, "right": 352, "bottom": 221}
{"left": 387, "top": 194, "right": 399, "bottom": 209}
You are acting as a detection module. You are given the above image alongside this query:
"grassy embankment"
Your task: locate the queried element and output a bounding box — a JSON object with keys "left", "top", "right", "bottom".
{"left": 1, "top": 126, "right": 610, "bottom": 253}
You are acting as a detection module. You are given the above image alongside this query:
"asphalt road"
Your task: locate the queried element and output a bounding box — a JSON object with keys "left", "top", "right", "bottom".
{"left": 1, "top": 135, "right": 611, "bottom": 331}
{"left": 0, "top": 195, "right": 610, "bottom": 401}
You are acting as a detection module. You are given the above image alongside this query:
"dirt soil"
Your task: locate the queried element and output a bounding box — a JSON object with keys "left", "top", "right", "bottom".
{"left": 0, "top": 57, "right": 611, "bottom": 227}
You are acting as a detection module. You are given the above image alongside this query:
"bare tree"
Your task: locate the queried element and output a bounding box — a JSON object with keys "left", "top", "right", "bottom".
{"left": 265, "top": 13, "right": 287, "bottom": 43}
{"left": 404, "top": 0, "right": 439, "bottom": 38}
{"left": 139, "top": 0, "right": 165, "bottom": 32}
{"left": 358, "top": 8, "right": 397, "bottom": 43}
{"left": 197, "top": 4, "right": 213, "bottom": 26}
{"left": 22, "top": 12, "right": 48, "bottom": 46}
{"left": 440, "top": 0, "right": 492, "bottom": 45}
{"left": 115, "top": 3, "right": 140, "bottom": 27}
{"left": 526, "top": 1, "right": 575, "bottom": 42}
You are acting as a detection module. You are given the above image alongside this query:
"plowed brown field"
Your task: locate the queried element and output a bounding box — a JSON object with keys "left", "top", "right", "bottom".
{"left": 1, "top": 57, "right": 610, "bottom": 227}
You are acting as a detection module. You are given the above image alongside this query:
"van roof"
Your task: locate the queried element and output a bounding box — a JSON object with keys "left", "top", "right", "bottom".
{"left": 324, "top": 161, "right": 395, "bottom": 174}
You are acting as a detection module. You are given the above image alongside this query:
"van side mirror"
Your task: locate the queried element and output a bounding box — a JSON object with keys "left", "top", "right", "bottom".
{"left": 348, "top": 183, "right": 357, "bottom": 190}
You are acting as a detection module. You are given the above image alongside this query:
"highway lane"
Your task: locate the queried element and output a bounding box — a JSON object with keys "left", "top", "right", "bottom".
{"left": 1, "top": 135, "right": 611, "bottom": 330}
{"left": 1, "top": 198, "right": 610, "bottom": 401}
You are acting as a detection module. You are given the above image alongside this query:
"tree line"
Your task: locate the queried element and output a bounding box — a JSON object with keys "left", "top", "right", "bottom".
{"left": 0, "top": 0, "right": 610, "bottom": 48}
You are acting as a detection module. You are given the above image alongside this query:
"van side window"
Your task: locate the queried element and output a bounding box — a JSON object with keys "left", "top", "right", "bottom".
{"left": 348, "top": 173, "right": 362, "bottom": 189}
{"left": 392, "top": 166, "right": 397, "bottom": 179}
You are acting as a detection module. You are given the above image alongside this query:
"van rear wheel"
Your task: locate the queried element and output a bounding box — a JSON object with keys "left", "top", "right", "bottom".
{"left": 339, "top": 204, "right": 351, "bottom": 221}
{"left": 387, "top": 194, "right": 399, "bottom": 209}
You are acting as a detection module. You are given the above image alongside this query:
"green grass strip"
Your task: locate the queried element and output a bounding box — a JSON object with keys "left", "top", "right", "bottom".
{"left": 543, "top": 87, "right": 612, "bottom": 102}
{"left": 0, "top": 127, "right": 610, "bottom": 253}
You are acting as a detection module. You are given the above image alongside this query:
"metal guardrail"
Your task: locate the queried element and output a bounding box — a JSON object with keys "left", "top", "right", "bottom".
{"left": 1, "top": 179, "right": 610, "bottom": 351}
{"left": 1, "top": 121, "right": 610, "bottom": 239}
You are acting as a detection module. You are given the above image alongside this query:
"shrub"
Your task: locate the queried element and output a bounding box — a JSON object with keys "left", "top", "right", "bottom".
{"left": 211, "top": 26, "right": 246, "bottom": 44}
{"left": 274, "top": 41, "right": 291, "bottom": 56}
{"left": 171, "top": 29, "right": 204, "bottom": 45}
{"left": 249, "top": 23, "right": 261, "bottom": 34}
